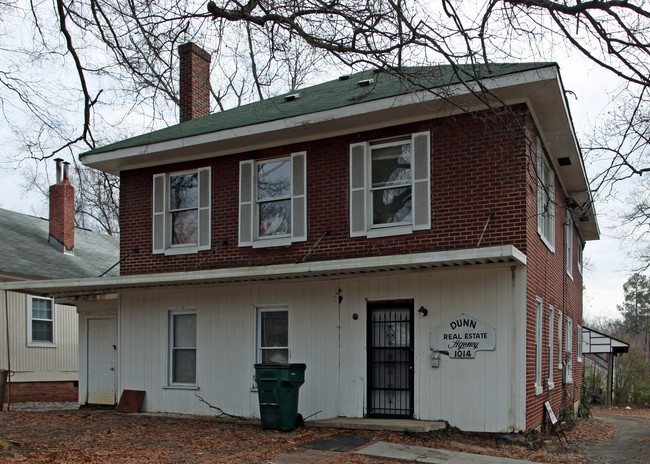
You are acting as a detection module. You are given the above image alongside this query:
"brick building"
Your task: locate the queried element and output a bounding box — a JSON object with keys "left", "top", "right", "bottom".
{"left": 1, "top": 44, "right": 598, "bottom": 431}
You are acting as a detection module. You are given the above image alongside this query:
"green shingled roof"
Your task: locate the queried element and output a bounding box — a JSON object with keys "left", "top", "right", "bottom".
{"left": 84, "top": 62, "right": 555, "bottom": 156}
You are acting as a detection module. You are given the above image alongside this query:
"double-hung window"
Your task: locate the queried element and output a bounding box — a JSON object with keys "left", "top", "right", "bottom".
{"left": 28, "top": 297, "right": 55, "bottom": 346}
{"left": 350, "top": 132, "right": 431, "bottom": 238}
{"left": 257, "top": 308, "right": 289, "bottom": 364}
{"left": 565, "top": 317, "right": 573, "bottom": 383}
{"left": 534, "top": 298, "right": 543, "bottom": 395}
{"left": 577, "top": 324, "right": 583, "bottom": 363}
{"left": 537, "top": 138, "right": 555, "bottom": 250}
{"left": 566, "top": 217, "right": 574, "bottom": 278}
{"left": 153, "top": 167, "right": 211, "bottom": 255}
{"left": 169, "top": 311, "right": 197, "bottom": 386}
{"left": 548, "top": 306, "right": 555, "bottom": 389}
{"left": 557, "top": 310, "right": 563, "bottom": 370}
{"left": 239, "top": 153, "right": 306, "bottom": 248}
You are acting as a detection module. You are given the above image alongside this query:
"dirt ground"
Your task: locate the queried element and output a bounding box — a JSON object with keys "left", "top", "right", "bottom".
{"left": 0, "top": 405, "right": 648, "bottom": 463}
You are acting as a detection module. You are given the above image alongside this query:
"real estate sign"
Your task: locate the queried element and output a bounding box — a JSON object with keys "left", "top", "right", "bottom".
{"left": 431, "top": 313, "right": 496, "bottom": 359}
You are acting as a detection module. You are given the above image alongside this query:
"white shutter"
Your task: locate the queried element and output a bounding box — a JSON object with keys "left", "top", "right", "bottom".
{"left": 152, "top": 174, "right": 166, "bottom": 254}
{"left": 291, "top": 152, "right": 307, "bottom": 242}
{"left": 412, "top": 131, "right": 431, "bottom": 230}
{"left": 239, "top": 160, "right": 254, "bottom": 246}
{"left": 198, "top": 167, "right": 211, "bottom": 251}
{"left": 349, "top": 142, "right": 367, "bottom": 237}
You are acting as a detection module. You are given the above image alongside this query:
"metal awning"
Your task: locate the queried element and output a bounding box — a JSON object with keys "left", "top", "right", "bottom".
{"left": 582, "top": 326, "right": 630, "bottom": 354}
{"left": 0, "top": 245, "right": 526, "bottom": 299}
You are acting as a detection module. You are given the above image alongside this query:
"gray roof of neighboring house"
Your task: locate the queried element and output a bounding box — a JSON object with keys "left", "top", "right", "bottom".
{"left": 0, "top": 207, "right": 120, "bottom": 280}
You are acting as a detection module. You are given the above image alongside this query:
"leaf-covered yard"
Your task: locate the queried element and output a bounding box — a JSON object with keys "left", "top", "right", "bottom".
{"left": 0, "top": 406, "right": 646, "bottom": 463}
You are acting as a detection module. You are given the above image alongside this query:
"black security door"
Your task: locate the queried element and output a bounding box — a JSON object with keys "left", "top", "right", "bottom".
{"left": 367, "top": 301, "right": 414, "bottom": 418}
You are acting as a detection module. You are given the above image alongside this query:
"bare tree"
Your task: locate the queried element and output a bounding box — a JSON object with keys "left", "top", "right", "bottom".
{"left": 3, "top": 0, "right": 650, "bottom": 242}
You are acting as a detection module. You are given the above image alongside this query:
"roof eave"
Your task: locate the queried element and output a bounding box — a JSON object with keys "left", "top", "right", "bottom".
{"left": 0, "top": 246, "right": 527, "bottom": 299}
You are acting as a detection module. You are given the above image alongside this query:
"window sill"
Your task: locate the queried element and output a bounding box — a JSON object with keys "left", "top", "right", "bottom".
{"left": 367, "top": 224, "right": 413, "bottom": 239}
{"left": 548, "top": 381, "right": 555, "bottom": 390}
{"left": 27, "top": 342, "right": 57, "bottom": 348}
{"left": 535, "top": 385, "right": 544, "bottom": 396}
{"left": 566, "top": 270, "right": 574, "bottom": 281}
{"left": 163, "top": 246, "right": 199, "bottom": 256}
{"left": 538, "top": 232, "right": 555, "bottom": 253}
{"left": 163, "top": 385, "right": 199, "bottom": 390}
{"left": 252, "top": 237, "right": 292, "bottom": 248}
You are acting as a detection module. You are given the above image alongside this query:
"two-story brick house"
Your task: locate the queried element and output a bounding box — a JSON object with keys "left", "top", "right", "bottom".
{"left": 2, "top": 43, "right": 598, "bottom": 432}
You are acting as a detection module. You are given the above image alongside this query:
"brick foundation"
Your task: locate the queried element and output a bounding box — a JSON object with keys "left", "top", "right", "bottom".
{"left": 2, "top": 381, "right": 78, "bottom": 403}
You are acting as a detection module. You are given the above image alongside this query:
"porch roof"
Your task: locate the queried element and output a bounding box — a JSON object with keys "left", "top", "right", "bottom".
{"left": 582, "top": 326, "right": 630, "bottom": 354}
{"left": 0, "top": 245, "right": 526, "bottom": 300}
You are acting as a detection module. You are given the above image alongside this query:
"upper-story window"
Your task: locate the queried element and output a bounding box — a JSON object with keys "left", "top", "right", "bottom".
{"left": 566, "top": 217, "right": 574, "bottom": 278}
{"left": 28, "top": 296, "right": 56, "bottom": 346}
{"left": 578, "top": 240, "right": 584, "bottom": 275}
{"left": 537, "top": 138, "right": 555, "bottom": 251}
{"left": 239, "top": 152, "right": 306, "bottom": 248}
{"left": 350, "top": 132, "right": 430, "bottom": 238}
{"left": 153, "top": 167, "right": 211, "bottom": 255}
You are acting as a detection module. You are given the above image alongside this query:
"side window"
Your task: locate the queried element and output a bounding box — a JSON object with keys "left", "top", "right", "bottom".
{"left": 566, "top": 217, "right": 574, "bottom": 278}
{"left": 239, "top": 153, "right": 306, "bottom": 247}
{"left": 350, "top": 131, "right": 430, "bottom": 238}
{"left": 534, "top": 298, "right": 543, "bottom": 394}
{"left": 548, "top": 306, "right": 555, "bottom": 388}
{"left": 578, "top": 240, "right": 584, "bottom": 275}
{"left": 257, "top": 308, "right": 289, "bottom": 364}
{"left": 577, "top": 324, "right": 583, "bottom": 363}
{"left": 28, "top": 297, "right": 56, "bottom": 346}
{"left": 557, "top": 310, "right": 563, "bottom": 370}
{"left": 169, "top": 311, "right": 197, "bottom": 386}
{"left": 153, "top": 167, "right": 211, "bottom": 255}
{"left": 565, "top": 317, "right": 573, "bottom": 384}
{"left": 537, "top": 138, "right": 555, "bottom": 251}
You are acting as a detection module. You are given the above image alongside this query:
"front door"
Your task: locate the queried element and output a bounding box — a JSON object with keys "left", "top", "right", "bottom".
{"left": 87, "top": 318, "right": 117, "bottom": 405}
{"left": 367, "top": 301, "right": 414, "bottom": 418}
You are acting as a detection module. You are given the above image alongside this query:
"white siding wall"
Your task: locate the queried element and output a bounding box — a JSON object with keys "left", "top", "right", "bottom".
{"left": 117, "top": 281, "right": 340, "bottom": 417}
{"left": 110, "top": 264, "right": 526, "bottom": 432}
{"left": 0, "top": 290, "right": 78, "bottom": 382}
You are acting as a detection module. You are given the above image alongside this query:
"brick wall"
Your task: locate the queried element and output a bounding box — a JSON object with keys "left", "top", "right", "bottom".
{"left": 119, "top": 105, "right": 531, "bottom": 275}
{"left": 3, "top": 381, "right": 78, "bottom": 403}
{"left": 524, "top": 113, "right": 584, "bottom": 430}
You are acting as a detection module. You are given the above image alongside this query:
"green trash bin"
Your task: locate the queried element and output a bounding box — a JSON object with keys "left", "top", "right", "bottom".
{"left": 254, "top": 363, "right": 306, "bottom": 431}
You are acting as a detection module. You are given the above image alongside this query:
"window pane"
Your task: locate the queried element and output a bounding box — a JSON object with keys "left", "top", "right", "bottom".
{"left": 261, "top": 311, "right": 288, "bottom": 348}
{"left": 32, "top": 298, "right": 52, "bottom": 320}
{"left": 371, "top": 143, "right": 411, "bottom": 188}
{"left": 173, "top": 314, "right": 196, "bottom": 348}
{"left": 261, "top": 348, "right": 289, "bottom": 365}
{"left": 32, "top": 320, "right": 53, "bottom": 342}
{"left": 372, "top": 187, "right": 412, "bottom": 225}
{"left": 171, "top": 210, "right": 198, "bottom": 245}
{"left": 259, "top": 200, "right": 291, "bottom": 236}
{"left": 258, "top": 160, "right": 290, "bottom": 200}
{"left": 170, "top": 173, "right": 198, "bottom": 210}
{"left": 172, "top": 349, "right": 196, "bottom": 383}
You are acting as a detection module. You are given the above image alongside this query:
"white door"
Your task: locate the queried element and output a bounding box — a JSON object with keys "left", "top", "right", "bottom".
{"left": 87, "top": 318, "right": 117, "bottom": 404}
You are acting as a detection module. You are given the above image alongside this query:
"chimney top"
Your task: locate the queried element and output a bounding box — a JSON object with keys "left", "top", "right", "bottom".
{"left": 49, "top": 161, "right": 75, "bottom": 254}
{"left": 179, "top": 42, "right": 211, "bottom": 123}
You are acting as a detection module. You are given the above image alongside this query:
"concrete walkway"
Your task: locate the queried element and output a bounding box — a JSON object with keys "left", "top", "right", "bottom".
{"left": 358, "top": 441, "right": 549, "bottom": 463}
{"left": 273, "top": 437, "right": 550, "bottom": 464}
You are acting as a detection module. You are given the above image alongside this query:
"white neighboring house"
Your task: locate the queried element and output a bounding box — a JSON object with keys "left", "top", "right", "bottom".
{"left": 0, "top": 164, "right": 118, "bottom": 404}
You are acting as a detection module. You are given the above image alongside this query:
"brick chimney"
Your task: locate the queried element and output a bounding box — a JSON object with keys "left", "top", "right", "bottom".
{"left": 49, "top": 158, "right": 75, "bottom": 254}
{"left": 178, "top": 42, "right": 211, "bottom": 123}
